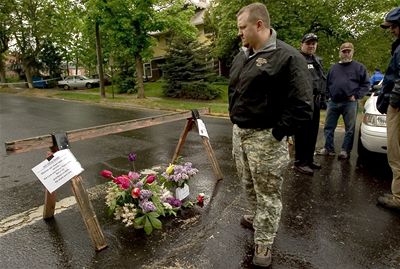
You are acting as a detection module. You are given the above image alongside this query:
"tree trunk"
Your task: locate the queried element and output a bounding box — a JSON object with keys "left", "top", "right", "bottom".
{"left": 135, "top": 55, "right": 145, "bottom": 99}
{"left": 23, "top": 62, "right": 33, "bottom": 88}
{"left": 95, "top": 22, "right": 106, "bottom": 98}
{"left": 75, "top": 56, "right": 78, "bottom": 75}
{"left": 0, "top": 58, "right": 6, "bottom": 84}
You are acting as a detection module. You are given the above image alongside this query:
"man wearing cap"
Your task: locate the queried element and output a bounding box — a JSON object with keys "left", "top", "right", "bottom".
{"left": 293, "top": 33, "right": 326, "bottom": 175}
{"left": 317, "top": 42, "right": 370, "bottom": 159}
{"left": 377, "top": 6, "right": 400, "bottom": 210}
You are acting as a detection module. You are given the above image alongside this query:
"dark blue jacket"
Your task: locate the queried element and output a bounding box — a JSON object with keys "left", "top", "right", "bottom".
{"left": 381, "top": 38, "right": 400, "bottom": 108}
{"left": 326, "top": 61, "right": 370, "bottom": 102}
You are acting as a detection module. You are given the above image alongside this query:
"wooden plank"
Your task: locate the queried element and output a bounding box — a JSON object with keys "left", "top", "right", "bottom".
{"left": 70, "top": 176, "right": 107, "bottom": 251}
{"left": 5, "top": 108, "right": 209, "bottom": 155}
{"left": 200, "top": 136, "right": 223, "bottom": 181}
{"left": 43, "top": 190, "right": 56, "bottom": 219}
{"left": 171, "top": 119, "right": 194, "bottom": 163}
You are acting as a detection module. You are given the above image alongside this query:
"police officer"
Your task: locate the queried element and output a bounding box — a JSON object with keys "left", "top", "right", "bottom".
{"left": 293, "top": 33, "right": 326, "bottom": 175}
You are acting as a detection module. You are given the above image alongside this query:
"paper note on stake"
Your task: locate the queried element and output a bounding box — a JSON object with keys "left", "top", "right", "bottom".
{"left": 197, "top": 119, "right": 209, "bottom": 139}
{"left": 32, "top": 149, "right": 84, "bottom": 193}
{"left": 176, "top": 183, "right": 190, "bottom": 200}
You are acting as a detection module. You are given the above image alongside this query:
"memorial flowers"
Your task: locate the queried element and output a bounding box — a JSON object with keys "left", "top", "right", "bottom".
{"left": 100, "top": 153, "right": 199, "bottom": 235}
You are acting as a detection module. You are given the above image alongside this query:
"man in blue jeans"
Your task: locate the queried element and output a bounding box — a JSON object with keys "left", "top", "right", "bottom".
{"left": 317, "top": 42, "right": 370, "bottom": 159}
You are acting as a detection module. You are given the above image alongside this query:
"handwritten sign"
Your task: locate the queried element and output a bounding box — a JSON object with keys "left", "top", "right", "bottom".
{"left": 197, "top": 119, "right": 209, "bottom": 139}
{"left": 32, "top": 149, "right": 84, "bottom": 193}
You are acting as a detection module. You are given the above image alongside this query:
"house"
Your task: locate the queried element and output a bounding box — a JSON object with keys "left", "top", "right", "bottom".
{"left": 144, "top": 0, "right": 212, "bottom": 81}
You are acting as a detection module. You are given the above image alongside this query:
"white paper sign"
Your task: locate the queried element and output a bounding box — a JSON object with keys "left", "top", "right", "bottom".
{"left": 197, "top": 119, "right": 209, "bottom": 139}
{"left": 175, "top": 183, "right": 190, "bottom": 200}
{"left": 32, "top": 149, "right": 84, "bottom": 193}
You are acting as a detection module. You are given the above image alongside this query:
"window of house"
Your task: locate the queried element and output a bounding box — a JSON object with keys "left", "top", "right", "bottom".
{"left": 143, "top": 63, "right": 152, "bottom": 79}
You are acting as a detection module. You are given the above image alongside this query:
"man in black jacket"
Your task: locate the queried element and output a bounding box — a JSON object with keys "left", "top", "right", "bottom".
{"left": 229, "top": 2, "right": 313, "bottom": 267}
{"left": 293, "top": 33, "right": 326, "bottom": 175}
{"left": 377, "top": 6, "right": 400, "bottom": 210}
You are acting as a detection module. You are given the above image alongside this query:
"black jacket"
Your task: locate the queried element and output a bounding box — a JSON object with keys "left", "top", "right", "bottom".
{"left": 301, "top": 52, "right": 326, "bottom": 95}
{"left": 228, "top": 30, "right": 313, "bottom": 141}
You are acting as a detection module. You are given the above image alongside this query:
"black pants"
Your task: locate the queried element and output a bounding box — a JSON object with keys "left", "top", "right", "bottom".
{"left": 294, "top": 95, "right": 321, "bottom": 166}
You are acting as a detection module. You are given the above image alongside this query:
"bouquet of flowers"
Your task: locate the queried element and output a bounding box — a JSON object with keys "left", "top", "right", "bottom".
{"left": 100, "top": 153, "right": 199, "bottom": 235}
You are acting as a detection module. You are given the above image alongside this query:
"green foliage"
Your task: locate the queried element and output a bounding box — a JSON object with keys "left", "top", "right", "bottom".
{"left": 207, "top": 0, "right": 399, "bottom": 72}
{"left": 162, "top": 35, "right": 221, "bottom": 100}
{"left": 38, "top": 41, "right": 63, "bottom": 78}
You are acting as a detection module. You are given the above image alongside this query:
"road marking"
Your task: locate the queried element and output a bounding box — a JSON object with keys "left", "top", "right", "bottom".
{"left": 0, "top": 196, "right": 77, "bottom": 237}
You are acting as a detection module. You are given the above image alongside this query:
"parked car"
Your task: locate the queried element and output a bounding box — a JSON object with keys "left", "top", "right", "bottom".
{"left": 91, "top": 73, "right": 112, "bottom": 85}
{"left": 58, "top": 75, "right": 100, "bottom": 90}
{"left": 358, "top": 91, "right": 387, "bottom": 156}
{"left": 32, "top": 76, "right": 48, "bottom": 88}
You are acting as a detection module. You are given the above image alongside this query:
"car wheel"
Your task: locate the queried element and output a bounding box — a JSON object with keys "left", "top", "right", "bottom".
{"left": 63, "top": 85, "right": 70, "bottom": 90}
{"left": 86, "top": 83, "right": 93, "bottom": 89}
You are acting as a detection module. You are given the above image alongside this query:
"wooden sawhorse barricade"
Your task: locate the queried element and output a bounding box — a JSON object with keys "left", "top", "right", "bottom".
{"left": 5, "top": 108, "right": 222, "bottom": 251}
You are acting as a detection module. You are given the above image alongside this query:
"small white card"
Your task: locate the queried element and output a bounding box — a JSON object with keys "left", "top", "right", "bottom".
{"left": 197, "top": 119, "right": 209, "bottom": 139}
{"left": 175, "top": 183, "right": 190, "bottom": 200}
{"left": 32, "top": 149, "right": 84, "bottom": 193}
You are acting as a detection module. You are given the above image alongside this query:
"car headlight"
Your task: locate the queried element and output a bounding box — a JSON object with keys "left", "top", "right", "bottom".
{"left": 363, "top": 113, "right": 387, "bottom": 127}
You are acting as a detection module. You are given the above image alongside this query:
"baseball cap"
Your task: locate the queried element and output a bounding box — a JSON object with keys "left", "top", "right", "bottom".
{"left": 381, "top": 7, "right": 400, "bottom": 28}
{"left": 301, "top": 33, "right": 318, "bottom": 43}
{"left": 340, "top": 42, "right": 354, "bottom": 52}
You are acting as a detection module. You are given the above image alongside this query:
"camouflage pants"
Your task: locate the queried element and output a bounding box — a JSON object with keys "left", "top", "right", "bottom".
{"left": 232, "top": 124, "right": 289, "bottom": 246}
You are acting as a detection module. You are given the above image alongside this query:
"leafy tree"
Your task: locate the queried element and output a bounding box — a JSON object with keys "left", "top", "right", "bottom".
{"left": 97, "top": 0, "right": 196, "bottom": 98}
{"left": 207, "top": 0, "right": 398, "bottom": 74}
{"left": 162, "top": 35, "right": 221, "bottom": 100}
{"left": 0, "top": 1, "right": 12, "bottom": 83}
{"left": 38, "top": 40, "right": 62, "bottom": 78}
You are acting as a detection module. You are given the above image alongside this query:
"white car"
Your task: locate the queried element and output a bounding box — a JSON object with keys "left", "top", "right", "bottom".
{"left": 58, "top": 75, "right": 100, "bottom": 90}
{"left": 358, "top": 93, "right": 387, "bottom": 155}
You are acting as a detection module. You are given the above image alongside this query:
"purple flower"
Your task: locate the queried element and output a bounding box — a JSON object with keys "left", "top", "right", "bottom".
{"left": 135, "top": 181, "right": 144, "bottom": 188}
{"left": 139, "top": 200, "right": 156, "bottom": 213}
{"left": 128, "top": 152, "right": 137, "bottom": 162}
{"left": 140, "top": 190, "right": 153, "bottom": 200}
{"left": 166, "top": 197, "right": 182, "bottom": 208}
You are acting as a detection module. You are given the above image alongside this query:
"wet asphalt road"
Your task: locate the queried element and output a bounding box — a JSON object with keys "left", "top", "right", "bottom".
{"left": 0, "top": 93, "right": 399, "bottom": 269}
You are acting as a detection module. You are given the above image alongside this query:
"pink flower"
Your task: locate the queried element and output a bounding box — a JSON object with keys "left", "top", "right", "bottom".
{"left": 114, "top": 175, "right": 130, "bottom": 189}
{"left": 131, "top": 187, "right": 141, "bottom": 198}
{"left": 128, "top": 171, "right": 140, "bottom": 180}
{"left": 100, "top": 170, "right": 113, "bottom": 179}
{"left": 146, "top": 174, "right": 156, "bottom": 184}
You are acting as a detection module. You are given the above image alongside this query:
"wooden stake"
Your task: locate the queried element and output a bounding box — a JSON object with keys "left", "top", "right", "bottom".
{"left": 172, "top": 119, "right": 194, "bottom": 163}
{"left": 43, "top": 190, "right": 56, "bottom": 219}
{"left": 70, "top": 176, "right": 107, "bottom": 251}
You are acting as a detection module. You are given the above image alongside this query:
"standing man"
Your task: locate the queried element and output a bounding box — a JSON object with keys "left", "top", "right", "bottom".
{"left": 317, "top": 42, "right": 370, "bottom": 159}
{"left": 377, "top": 7, "right": 400, "bottom": 209}
{"left": 229, "top": 3, "right": 313, "bottom": 267}
{"left": 293, "top": 33, "right": 326, "bottom": 175}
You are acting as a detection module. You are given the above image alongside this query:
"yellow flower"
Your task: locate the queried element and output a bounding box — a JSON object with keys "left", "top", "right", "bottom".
{"left": 166, "top": 164, "right": 175, "bottom": 175}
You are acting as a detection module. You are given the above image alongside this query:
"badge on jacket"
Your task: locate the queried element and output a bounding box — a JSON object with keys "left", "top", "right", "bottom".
{"left": 256, "top": 57, "right": 268, "bottom": 67}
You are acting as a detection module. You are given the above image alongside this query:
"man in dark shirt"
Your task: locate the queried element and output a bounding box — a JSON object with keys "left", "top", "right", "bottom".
{"left": 317, "top": 42, "right": 370, "bottom": 159}
{"left": 229, "top": 2, "right": 313, "bottom": 267}
{"left": 293, "top": 33, "right": 326, "bottom": 175}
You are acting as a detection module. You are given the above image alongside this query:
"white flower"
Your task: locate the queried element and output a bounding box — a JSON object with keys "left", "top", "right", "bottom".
{"left": 163, "top": 202, "right": 173, "bottom": 210}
